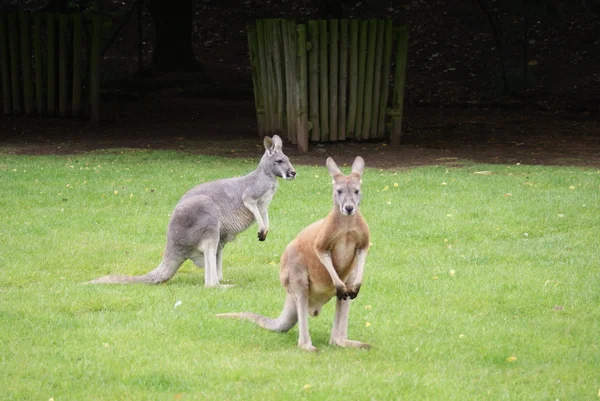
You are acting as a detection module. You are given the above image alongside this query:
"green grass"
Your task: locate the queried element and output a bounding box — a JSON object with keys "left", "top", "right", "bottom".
{"left": 1, "top": 150, "right": 599, "bottom": 400}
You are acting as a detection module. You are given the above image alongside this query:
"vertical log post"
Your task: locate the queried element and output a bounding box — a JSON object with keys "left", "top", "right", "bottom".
{"left": 328, "top": 19, "right": 338, "bottom": 142}
{"left": 307, "top": 20, "right": 320, "bottom": 142}
{"left": 354, "top": 20, "right": 368, "bottom": 141}
{"left": 256, "top": 20, "right": 272, "bottom": 135}
{"left": 272, "top": 19, "right": 285, "bottom": 135}
{"left": 284, "top": 20, "right": 298, "bottom": 144}
{"left": 263, "top": 20, "right": 277, "bottom": 134}
{"left": 390, "top": 26, "right": 409, "bottom": 147}
{"left": 296, "top": 24, "right": 309, "bottom": 152}
{"left": 369, "top": 20, "right": 385, "bottom": 138}
{"left": 377, "top": 20, "right": 393, "bottom": 139}
{"left": 247, "top": 26, "right": 265, "bottom": 136}
{"left": 338, "top": 19, "right": 348, "bottom": 141}
{"left": 346, "top": 19, "right": 359, "bottom": 139}
{"left": 318, "top": 20, "right": 329, "bottom": 141}
{"left": 361, "top": 19, "right": 377, "bottom": 140}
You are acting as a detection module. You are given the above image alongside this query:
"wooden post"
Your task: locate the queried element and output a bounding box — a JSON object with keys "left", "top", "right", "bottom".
{"left": 390, "top": 26, "right": 409, "bottom": 147}
{"left": 338, "top": 19, "right": 348, "bottom": 141}
{"left": 19, "top": 12, "right": 34, "bottom": 115}
{"left": 0, "top": 13, "right": 12, "bottom": 115}
{"left": 283, "top": 20, "right": 298, "bottom": 144}
{"left": 247, "top": 26, "right": 265, "bottom": 136}
{"left": 272, "top": 19, "right": 285, "bottom": 135}
{"left": 46, "top": 12, "right": 56, "bottom": 116}
{"left": 256, "top": 19, "right": 272, "bottom": 135}
{"left": 361, "top": 20, "right": 377, "bottom": 140}
{"left": 318, "top": 20, "right": 328, "bottom": 141}
{"left": 346, "top": 19, "right": 359, "bottom": 139}
{"left": 90, "top": 14, "right": 102, "bottom": 123}
{"left": 296, "top": 24, "right": 309, "bottom": 152}
{"left": 58, "top": 14, "right": 68, "bottom": 117}
{"left": 377, "top": 20, "right": 393, "bottom": 139}
{"left": 369, "top": 20, "right": 385, "bottom": 138}
{"left": 354, "top": 20, "right": 368, "bottom": 141}
{"left": 7, "top": 12, "right": 21, "bottom": 113}
{"left": 328, "top": 19, "right": 339, "bottom": 142}
{"left": 32, "top": 13, "right": 44, "bottom": 115}
{"left": 307, "top": 20, "right": 320, "bottom": 142}
{"left": 263, "top": 20, "right": 277, "bottom": 134}
{"left": 72, "top": 14, "right": 83, "bottom": 117}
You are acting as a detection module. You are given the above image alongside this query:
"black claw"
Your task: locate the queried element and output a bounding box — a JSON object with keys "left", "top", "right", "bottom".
{"left": 258, "top": 231, "right": 267, "bottom": 241}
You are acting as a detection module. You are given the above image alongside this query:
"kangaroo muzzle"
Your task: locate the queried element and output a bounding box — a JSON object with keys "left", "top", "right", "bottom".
{"left": 342, "top": 203, "right": 356, "bottom": 215}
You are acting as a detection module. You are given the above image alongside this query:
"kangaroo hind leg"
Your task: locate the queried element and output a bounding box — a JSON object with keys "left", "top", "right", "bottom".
{"left": 329, "top": 297, "right": 370, "bottom": 349}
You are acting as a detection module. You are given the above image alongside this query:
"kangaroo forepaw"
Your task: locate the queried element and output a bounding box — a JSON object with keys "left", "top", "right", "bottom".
{"left": 347, "top": 285, "right": 361, "bottom": 299}
{"left": 336, "top": 285, "right": 349, "bottom": 300}
{"left": 258, "top": 230, "right": 268, "bottom": 241}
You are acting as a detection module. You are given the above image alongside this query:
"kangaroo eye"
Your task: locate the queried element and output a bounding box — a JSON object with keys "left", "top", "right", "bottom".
{"left": 337, "top": 189, "right": 343, "bottom": 194}
{"left": 355, "top": 190, "right": 360, "bottom": 194}
{"left": 276, "top": 159, "right": 284, "bottom": 164}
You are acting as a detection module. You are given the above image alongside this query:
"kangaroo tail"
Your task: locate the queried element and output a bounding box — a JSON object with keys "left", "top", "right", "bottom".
{"left": 85, "top": 257, "right": 184, "bottom": 285}
{"left": 216, "top": 294, "right": 298, "bottom": 332}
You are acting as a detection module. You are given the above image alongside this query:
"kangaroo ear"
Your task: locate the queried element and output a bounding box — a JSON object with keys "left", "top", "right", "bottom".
{"left": 326, "top": 157, "right": 342, "bottom": 178}
{"left": 263, "top": 136, "right": 275, "bottom": 153}
{"left": 351, "top": 156, "right": 365, "bottom": 177}
{"left": 271, "top": 134, "right": 283, "bottom": 149}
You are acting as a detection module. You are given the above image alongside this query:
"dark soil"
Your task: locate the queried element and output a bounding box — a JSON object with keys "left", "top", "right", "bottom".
{"left": 2, "top": 98, "right": 599, "bottom": 169}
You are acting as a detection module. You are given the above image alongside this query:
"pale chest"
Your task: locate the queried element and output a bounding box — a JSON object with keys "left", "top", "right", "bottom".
{"left": 330, "top": 233, "right": 361, "bottom": 274}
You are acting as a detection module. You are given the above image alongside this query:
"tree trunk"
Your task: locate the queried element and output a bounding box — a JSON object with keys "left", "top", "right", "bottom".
{"left": 147, "top": 0, "right": 201, "bottom": 72}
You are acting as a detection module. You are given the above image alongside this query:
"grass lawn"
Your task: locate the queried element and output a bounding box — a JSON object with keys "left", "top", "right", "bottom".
{"left": 0, "top": 149, "right": 599, "bottom": 400}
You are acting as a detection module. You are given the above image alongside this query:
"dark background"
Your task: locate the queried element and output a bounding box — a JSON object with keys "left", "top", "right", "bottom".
{"left": 1, "top": 0, "right": 599, "bottom": 167}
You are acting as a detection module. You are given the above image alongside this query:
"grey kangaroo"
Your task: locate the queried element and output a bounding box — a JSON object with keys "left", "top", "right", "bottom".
{"left": 217, "top": 156, "right": 370, "bottom": 351}
{"left": 88, "top": 135, "right": 296, "bottom": 288}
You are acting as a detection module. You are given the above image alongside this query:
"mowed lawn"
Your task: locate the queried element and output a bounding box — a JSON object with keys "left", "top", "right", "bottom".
{"left": 0, "top": 149, "right": 599, "bottom": 401}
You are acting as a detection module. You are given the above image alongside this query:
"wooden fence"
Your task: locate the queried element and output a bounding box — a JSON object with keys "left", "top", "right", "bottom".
{"left": 248, "top": 19, "right": 408, "bottom": 151}
{"left": 0, "top": 11, "right": 102, "bottom": 121}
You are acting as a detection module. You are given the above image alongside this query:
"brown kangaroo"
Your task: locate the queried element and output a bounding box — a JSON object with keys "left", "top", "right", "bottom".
{"left": 217, "top": 156, "right": 370, "bottom": 352}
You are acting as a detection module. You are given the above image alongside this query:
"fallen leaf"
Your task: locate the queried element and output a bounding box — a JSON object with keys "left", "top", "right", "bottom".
{"left": 365, "top": 322, "right": 371, "bottom": 327}
{"left": 506, "top": 356, "right": 517, "bottom": 362}
{"left": 393, "top": 183, "right": 399, "bottom": 187}
{"left": 364, "top": 305, "right": 372, "bottom": 310}
{"left": 553, "top": 305, "right": 564, "bottom": 311}
{"left": 473, "top": 171, "right": 492, "bottom": 175}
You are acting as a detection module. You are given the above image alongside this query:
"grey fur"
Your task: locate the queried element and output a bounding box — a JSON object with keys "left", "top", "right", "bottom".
{"left": 87, "top": 135, "right": 296, "bottom": 287}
